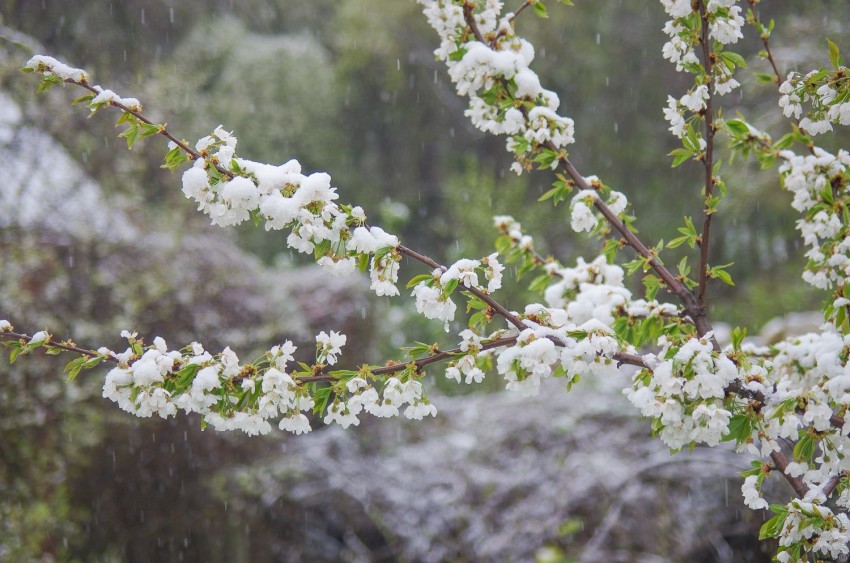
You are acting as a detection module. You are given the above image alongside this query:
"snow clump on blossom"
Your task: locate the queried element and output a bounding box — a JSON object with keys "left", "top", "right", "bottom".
{"left": 418, "top": 0, "right": 575, "bottom": 173}
{"left": 176, "top": 125, "right": 405, "bottom": 299}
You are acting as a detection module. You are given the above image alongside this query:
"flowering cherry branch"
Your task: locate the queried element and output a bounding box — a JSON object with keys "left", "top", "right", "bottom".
{"left": 10, "top": 1, "right": 850, "bottom": 559}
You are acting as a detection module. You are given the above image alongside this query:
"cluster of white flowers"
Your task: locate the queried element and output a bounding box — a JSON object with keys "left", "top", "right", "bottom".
{"left": 775, "top": 500, "right": 850, "bottom": 562}
{"left": 626, "top": 333, "right": 739, "bottom": 449}
{"left": 750, "top": 330, "right": 850, "bottom": 485}
{"left": 323, "top": 375, "right": 437, "bottom": 428}
{"left": 101, "top": 333, "right": 305, "bottom": 436}
{"left": 179, "top": 126, "right": 405, "bottom": 297}
{"left": 316, "top": 330, "right": 347, "bottom": 365}
{"left": 568, "top": 183, "right": 628, "bottom": 233}
{"left": 779, "top": 69, "right": 850, "bottom": 135}
{"left": 91, "top": 330, "right": 440, "bottom": 436}
{"left": 544, "top": 255, "right": 677, "bottom": 327}
{"left": 410, "top": 254, "right": 504, "bottom": 328}
{"left": 495, "top": 309, "right": 626, "bottom": 397}
{"left": 445, "top": 329, "right": 487, "bottom": 384}
{"left": 660, "top": 1, "right": 743, "bottom": 139}
{"left": 777, "top": 147, "right": 850, "bottom": 302}
{"left": 418, "top": 0, "right": 574, "bottom": 174}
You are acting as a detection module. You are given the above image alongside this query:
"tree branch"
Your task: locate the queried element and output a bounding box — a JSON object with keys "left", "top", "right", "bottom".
{"left": 697, "top": 0, "right": 717, "bottom": 305}
{"left": 770, "top": 449, "right": 810, "bottom": 498}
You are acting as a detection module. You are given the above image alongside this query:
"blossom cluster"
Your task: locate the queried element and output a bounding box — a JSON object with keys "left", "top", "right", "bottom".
{"left": 93, "top": 328, "right": 438, "bottom": 436}
{"left": 410, "top": 254, "right": 504, "bottom": 329}
{"left": 569, "top": 182, "right": 629, "bottom": 234}
{"left": 774, "top": 500, "right": 850, "bottom": 562}
{"left": 779, "top": 67, "right": 850, "bottom": 136}
{"left": 626, "top": 333, "right": 739, "bottom": 449}
{"left": 447, "top": 255, "right": 674, "bottom": 396}
{"left": 180, "top": 128, "right": 407, "bottom": 296}
{"left": 417, "top": 0, "right": 574, "bottom": 175}
{"left": 777, "top": 147, "right": 850, "bottom": 309}
{"left": 747, "top": 330, "right": 850, "bottom": 489}
{"left": 660, "top": 0, "right": 744, "bottom": 139}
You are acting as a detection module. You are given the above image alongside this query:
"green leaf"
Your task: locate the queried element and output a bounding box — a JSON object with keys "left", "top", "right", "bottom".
{"left": 759, "top": 512, "right": 787, "bottom": 539}
{"left": 714, "top": 268, "right": 734, "bottom": 286}
{"left": 71, "top": 94, "right": 95, "bottom": 106}
{"left": 719, "top": 50, "right": 747, "bottom": 71}
{"left": 721, "top": 413, "right": 755, "bottom": 445}
{"left": 793, "top": 433, "right": 815, "bottom": 462}
{"left": 36, "top": 74, "right": 63, "bottom": 93}
{"left": 64, "top": 356, "right": 87, "bottom": 382}
{"left": 118, "top": 124, "right": 139, "bottom": 149}
{"left": 538, "top": 183, "right": 570, "bottom": 205}
{"left": 666, "top": 235, "right": 689, "bottom": 249}
{"left": 406, "top": 274, "right": 434, "bottom": 289}
{"left": 754, "top": 72, "right": 777, "bottom": 84}
{"left": 669, "top": 147, "right": 694, "bottom": 168}
{"left": 724, "top": 119, "right": 749, "bottom": 136}
{"left": 642, "top": 274, "right": 660, "bottom": 301}
{"left": 313, "top": 387, "right": 333, "bottom": 416}
{"left": 730, "top": 326, "right": 746, "bottom": 351}
{"left": 533, "top": 1, "right": 549, "bottom": 18}
{"left": 443, "top": 278, "right": 459, "bottom": 295}
{"left": 827, "top": 38, "right": 842, "bottom": 69}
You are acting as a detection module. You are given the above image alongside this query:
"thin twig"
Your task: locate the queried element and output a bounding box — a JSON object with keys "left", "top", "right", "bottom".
{"left": 747, "top": 0, "right": 782, "bottom": 84}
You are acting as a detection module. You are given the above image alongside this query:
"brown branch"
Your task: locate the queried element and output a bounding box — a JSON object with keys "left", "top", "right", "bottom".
{"left": 1, "top": 330, "right": 118, "bottom": 362}
{"left": 770, "top": 449, "right": 810, "bottom": 498}
{"left": 511, "top": 0, "right": 535, "bottom": 22}
{"left": 556, "top": 152, "right": 717, "bottom": 346}
{"left": 823, "top": 471, "right": 845, "bottom": 498}
{"left": 697, "top": 1, "right": 717, "bottom": 305}
{"left": 462, "top": 2, "right": 487, "bottom": 44}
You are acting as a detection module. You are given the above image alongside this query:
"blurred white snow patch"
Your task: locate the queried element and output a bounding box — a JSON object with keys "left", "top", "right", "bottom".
{"left": 0, "top": 93, "right": 136, "bottom": 241}
{"left": 0, "top": 92, "right": 22, "bottom": 143}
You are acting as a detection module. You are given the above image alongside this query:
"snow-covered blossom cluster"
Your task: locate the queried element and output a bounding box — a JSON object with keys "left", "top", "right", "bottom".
{"left": 626, "top": 333, "right": 739, "bottom": 449}
{"left": 660, "top": 1, "right": 744, "bottom": 139}
{"left": 418, "top": 0, "right": 574, "bottom": 174}
{"left": 569, "top": 183, "right": 628, "bottom": 233}
{"left": 779, "top": 67, "right": 850, "bottom": 135}
{"left": 179, "top": 126, "right": 405, "bottom": 296}
{"left": 543, "top": 255, "right": 678, "bottom": 327}
{"left": 24, "top": 55, "right": 88, "bottom": 82}
{"left": 777, "top": 147, "right": 850, "bottom": 307}
{"left": 495, "top": 311, "right": 627, "bottom": 397}
{"left": 92, "top": 329, "right": 437, "bottom": 436}
{"left": 25, "top": 55, "right": 141, "bottom": 111}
